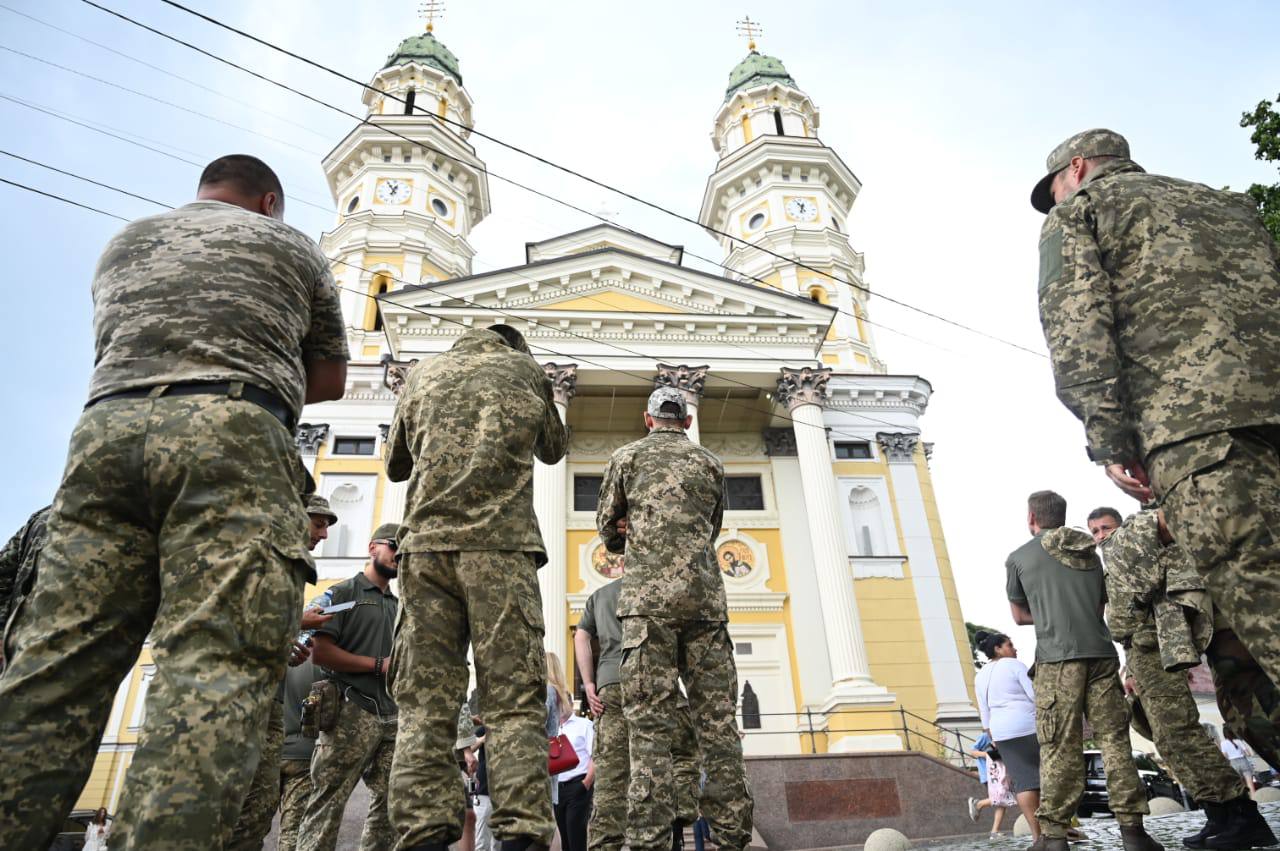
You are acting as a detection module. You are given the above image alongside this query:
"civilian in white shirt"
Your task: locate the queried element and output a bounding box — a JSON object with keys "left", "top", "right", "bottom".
{"left": 1219, "top": 731, "right": 1259, "bottom": 794}
{"left": 555, "top": 705, "right": 596, "bottom": 851}
{"left": 974, "top": 630, "right": 1042, "bottom": 843}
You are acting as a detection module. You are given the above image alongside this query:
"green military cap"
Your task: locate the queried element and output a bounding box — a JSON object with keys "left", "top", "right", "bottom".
{"left": 1030, "top": 128, "right": 1131, "bottom": 214}
{"left": 305, "top": 494, "right": 338, "bottom": 524}
{"left": 370, "top": 522, "right": 401, "bottom": 545}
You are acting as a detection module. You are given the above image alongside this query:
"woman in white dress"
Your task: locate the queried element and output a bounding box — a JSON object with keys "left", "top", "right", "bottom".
{"left": 83, "top": 808, "right": 110, "bottom": 851}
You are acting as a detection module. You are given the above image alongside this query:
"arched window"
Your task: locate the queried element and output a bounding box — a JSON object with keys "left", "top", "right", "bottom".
{"left": 437, "top": 95, "right": 448, "bottom": 118}
{"left": 740, "top": 681, "right": 762, "bottom": 729}
{"left": 365, "top": 272, "right": 392, "bottom": 332}
{"left": 740, "top": 112, "right": 753, "bottom": 144}
{"left": 404, "top": 88, "right": 416, "bottom": 115}
{"left": 848, "top": 486, "right": 888, "bottom": 556}
{"left": 808, "top": 286, "right": 827, "bottom": 304}
{"left": 772, "top": 108, "right": 785, "bottom": 135}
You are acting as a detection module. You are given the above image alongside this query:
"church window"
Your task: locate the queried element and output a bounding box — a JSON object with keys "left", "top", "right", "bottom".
{"left": 383, "top": 154, "right": 392, "bottom": 163}
{"left": 835, "top": 441, "right": 872, "bottom": 459}
{"left": 333, "top": 437, "right": 376, "bottom": 456}
{"left": 725, "top": 475, "right": 765, "bottom": 510}
{"left": 772, "top": 108, "right": 785, "bottom": 136}
{"left": 346, "top": 195, "right": 359, "bottom": 213}
{"left": 740, "top": 681, "right": 762, "bottom": 729}
{"left": 404, "top": 88, "right": 416, "bottom": 115}
{"left": 735, "top": 642, "right": 753, "bottom": 655}
{"left": 431, "top": 198, "right": 450, "bottom": 217}
{"left": 747, "top": 212, "right": 766, "bottom": 231}
{"left": 365, "top": 273, "right": 391, "bottom": 331}
{"left": 832, "top": 218, "right": 841, "bottom": 232}
{"left": 573, "top": 475, "right": 604, "bottom": 512}
{"left": 848, "top": 486, "right": 889, "bottom": 556}
{"left": 404, "top": 154, "right": 412, "bottom": 164}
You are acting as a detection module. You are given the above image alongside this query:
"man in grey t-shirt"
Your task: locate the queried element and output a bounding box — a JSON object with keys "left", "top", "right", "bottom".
{"left": 1005, "top": 491, "right": 1160, "bottom": 851}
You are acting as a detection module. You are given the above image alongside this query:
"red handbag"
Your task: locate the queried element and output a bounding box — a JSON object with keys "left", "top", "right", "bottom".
{"left": 548, "top": 733, "right": 580, "bottom": 775}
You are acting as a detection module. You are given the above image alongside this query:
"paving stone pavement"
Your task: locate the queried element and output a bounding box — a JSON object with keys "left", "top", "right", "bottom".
{"left": 918, "top": 802, "right": 1280, "bottom": 850}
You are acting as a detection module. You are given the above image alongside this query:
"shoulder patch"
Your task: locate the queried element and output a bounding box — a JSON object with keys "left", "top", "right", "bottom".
{"left": 1038, "top": 227, "right": 1064, "bottom": 293}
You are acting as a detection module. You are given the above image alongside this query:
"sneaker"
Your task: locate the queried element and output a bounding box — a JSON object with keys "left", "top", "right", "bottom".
{"left": 968, "top": 797, "right": 980, "bottom": 822}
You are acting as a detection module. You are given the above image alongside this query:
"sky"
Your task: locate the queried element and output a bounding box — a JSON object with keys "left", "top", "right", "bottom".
{"left": 1, "top": 0, "right": 1277, "bottom": 664}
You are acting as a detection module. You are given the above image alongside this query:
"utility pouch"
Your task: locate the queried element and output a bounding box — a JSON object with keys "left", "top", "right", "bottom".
{"left": 301, "top": 679, "right": 340, "bottom": 738}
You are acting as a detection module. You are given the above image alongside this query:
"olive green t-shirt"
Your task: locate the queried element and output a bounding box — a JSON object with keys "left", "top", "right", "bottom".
{"left": 282, "top": 658, "right": 317, "bottom": 762}
{"left": 315, "top": 572, "right": 398, "bottom": 716}
{"left": 578, "top": 579, "right": 623, "bottom": 689}
{"left": 1005, "top": 532, "right": 1117, "bottom": 664}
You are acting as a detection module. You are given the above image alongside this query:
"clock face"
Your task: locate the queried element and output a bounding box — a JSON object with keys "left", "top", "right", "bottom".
{"left": 785, "top": 197, "right": 818, "bottom": 222}
{"left": 375, "top": 178, "right": 412, "bottom": 205}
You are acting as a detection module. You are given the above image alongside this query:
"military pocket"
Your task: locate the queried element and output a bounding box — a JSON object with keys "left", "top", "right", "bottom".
{"left": 244, "top": 517, "right": 310, "bottom": 660}
{"left": 628, "top": 768, "right": 653, "bottom": 806}
{"left": 514, "top": 580, "right": 546, "bottom": 683}
{"left": 1036, "top": 694, "right": 1059, "bottom": 745}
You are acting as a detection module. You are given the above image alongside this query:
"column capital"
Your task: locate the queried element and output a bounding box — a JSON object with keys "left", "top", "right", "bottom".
{"left": 762, "top": 427, "right": 798, "bottom": 457}
{"left": 381, "top": 354, "right": 419, "bottom": 397}
{"left": 295, "top": 423, "right": 329, "bottom": 455}
{"left": 776, "top": 366, "right": 832, "bottom": 411}
{"left": 378, "top": 423, "right": 391, "bottom": 442}
{"left": 542, "top": 362, "right": 578, "bottom": 407}
{"left": 876, "top": 432, "right": 920, "bottom": 463}
{"left": 654, "top": 363, "right": 709, "bottom": 404}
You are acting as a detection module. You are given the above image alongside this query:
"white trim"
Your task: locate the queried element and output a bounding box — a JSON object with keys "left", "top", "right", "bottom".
{"left": 850, "top": 556, "right": 907, "bottom": 579}
{"left": 835, "top": 476, "right": 901, "bottom": 559}
{"left": 128, "top": 665, "right": 156, "bottom": 731}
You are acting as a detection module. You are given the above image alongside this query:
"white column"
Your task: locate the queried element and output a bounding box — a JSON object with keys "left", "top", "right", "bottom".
{"left": 777, "top": 368, "right": 888, "bottom": 708}
{"left": 534, "top": 364, "right": 576, "bottom": 663}
{"left": 655, "top": 363, "right": 708, "bottom": 445}
{"left": 877, "top": 432, "right": 979, "bottom": 725}
{"left": 381, "top": 479, "right": 408, "bottom": 525}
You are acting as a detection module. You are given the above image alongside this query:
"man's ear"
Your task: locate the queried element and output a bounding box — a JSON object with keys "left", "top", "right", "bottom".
{"left": 260, "top": 191, "right": 283, "bottom": 220}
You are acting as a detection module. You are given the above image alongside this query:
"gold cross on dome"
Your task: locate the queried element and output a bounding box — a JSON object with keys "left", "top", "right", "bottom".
{"left": 419, "top": 0, "right": 446, "bottom": 32}
{"left": 736, "top": 15, "right": 762, "bottom": 52}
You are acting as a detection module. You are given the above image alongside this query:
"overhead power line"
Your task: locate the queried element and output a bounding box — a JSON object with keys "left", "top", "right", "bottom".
{"left": 0, "top": 176, "right": 130, "bottom": 221}
{"left": 145, "top": 0, "right": 1047, "bottom": 358}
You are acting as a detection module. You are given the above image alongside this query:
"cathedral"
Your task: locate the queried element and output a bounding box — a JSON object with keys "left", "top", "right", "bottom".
{"left": 74, "top": 21, "right": 980, "bottom": 814}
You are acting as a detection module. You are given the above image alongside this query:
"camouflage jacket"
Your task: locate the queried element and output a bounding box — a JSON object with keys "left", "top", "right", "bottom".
{"left": 1038, "top": 159, "right": 1280, "bottom": 465}
{"left": 385, "top": 328, "right": 568, "bottom": 560}
{"left": 597, "top": 426, "right": 727, "bottom": 621}
{"left": 88, "top": 201, "right": 348, "bottom": 419}
{"left": 1098, "top": 510, "right": 1212, "bottom": 669}
{"left": 0, "top": 505, "right": 51, "bottom": 647}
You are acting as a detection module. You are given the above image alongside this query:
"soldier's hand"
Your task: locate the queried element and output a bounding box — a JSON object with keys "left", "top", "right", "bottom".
{"left": 586, "top": 683, "right": 605, "bottom": 716}
{"left": 615, "top": 517, "right": 628, "bottom": 538}
{"left": 288, "top": 639, "right": 312, "bottom": 666}
{"left": 1105, "top": 462, "right": 1153, "bottom": 502}
{"left": 1124, "top": 674, "right": 1138, "bottom": 696}
{"left": 464, "top": 747, "right": 478, "bottom": 776}
{"left": 300, "top": 606, "right": 333, "bottom": 630}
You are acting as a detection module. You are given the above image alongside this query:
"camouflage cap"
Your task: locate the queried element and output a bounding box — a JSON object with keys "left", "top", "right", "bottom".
{"left": 370, "top": 522, "right": 400, "bottom": 544}
{"left": 647, "top": 386, "right": 688, "bottom": 420}
{"left": 305, "top": 494, "right": 338, "bottom": 524}
{"left": 1030, "top": 128, "right": 1131, "bottom": 214}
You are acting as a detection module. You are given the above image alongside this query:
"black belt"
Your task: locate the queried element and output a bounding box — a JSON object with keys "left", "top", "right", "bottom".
{"left": 87, "top": 381, "right": 295, "bottom": 431}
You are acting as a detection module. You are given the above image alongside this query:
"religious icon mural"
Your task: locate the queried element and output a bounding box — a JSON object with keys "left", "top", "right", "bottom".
{"left": 590, "top": 543, "right": 625, "bottom": 580}
{"left": 717, "top": 539, "right": 755, "bottom": 578}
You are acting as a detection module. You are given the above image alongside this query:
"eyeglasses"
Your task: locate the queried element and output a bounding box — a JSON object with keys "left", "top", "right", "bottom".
{"left": 373, "top": 539, "right": 398, "bottom": 552}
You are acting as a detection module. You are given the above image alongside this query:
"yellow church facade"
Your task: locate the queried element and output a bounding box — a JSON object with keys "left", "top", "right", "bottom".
{"left": 73, "top": 22, "right": 979, "bottom": 817}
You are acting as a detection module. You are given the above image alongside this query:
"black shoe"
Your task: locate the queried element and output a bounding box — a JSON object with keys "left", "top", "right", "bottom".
{"left": 500, "top": 839, "right": 550, "bottom": 851}
{"left": 1120, "top": 824, "right": 1166, "bottom": 851}
{"left": 1204, "top": 796, "right": 1278, "bottom": 850}
{"left": 1184, "top": 801, "right": 1230, "bottom": 849}
{"left": 405, "top": 844, "right": 449, "bottom": 851}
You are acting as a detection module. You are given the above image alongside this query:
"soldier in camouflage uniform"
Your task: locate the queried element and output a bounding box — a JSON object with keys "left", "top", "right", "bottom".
{"left": 1208, "top": 627, "right": 1280, "bottom": 772}
{"left": 0, "top": 155, "right": 348, "bottom": 850}
{"left": 1089, "top": 508, "right": 1275, "bottom": 850}
{"left": 576, "top": 576, "right": 703, "bottom": 851}
{"left": 384, "top": 324, "right": 567, "bottom": 851}
{"left": 0, "top": 504, "right": 50, "bottom": 672}
{"left": 1033, "top": 128, "right": 1280, "bottom": 697}
{"left": 227, "top": 494, "right": 339, "bottom": 851}
{"left": 597, "top": 387, "right": 753, "bottom": 851}
{"left": 299, "top": 522, "right": 401, "bottom": 851}
{"left": 1005, "top": 491, "right": 1160, "bottom": 851}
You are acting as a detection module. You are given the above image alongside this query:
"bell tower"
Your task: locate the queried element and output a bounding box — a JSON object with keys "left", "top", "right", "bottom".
{"left": 698, "top": 20, "right": 881, "bottom": 372}
{"left": 320, "top": 11, "right": 491, "bottom": 353}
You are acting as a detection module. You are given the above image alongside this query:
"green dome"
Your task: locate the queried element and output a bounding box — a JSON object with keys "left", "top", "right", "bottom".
{"left": 724, "top": 51, "right": 798, "bottom": 102}
{"left": 384, "top": 31, "right": 462, "bottom": 86}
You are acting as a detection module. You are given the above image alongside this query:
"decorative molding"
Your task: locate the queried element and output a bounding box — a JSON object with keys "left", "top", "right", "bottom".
{"left": 568, "top": 432, "right": 643, "bottom": 459}
{"left": 850, "top": 556, "right": 907, "bottom": 580}
{"left": 762, "top": 427, "right": 798, "bottom": 457}
{"left": 924, "top": 442, "right": 934, "bottom": 463}
{"left": 876, "top": 432, "right": 919, "bottom": 464}
{"left": 378, "top": 423, "right": 391, "bottom": 442}
{"left": 381, "top": 354, "right": 419, "bottom": 396}
{"left": 542, "top": 362, "right": 579, "bottom": 407}
{"left": 776, "top": 366, "right": 832, "bottom": 411}
{"left": 295, "top": 423, "right": 330, "bottom": 455}
{"left": 701, "top": 433, "right": 765, "bottom": 458}
{"left": 655, "top": 363, "right": 709, "bottom": 403}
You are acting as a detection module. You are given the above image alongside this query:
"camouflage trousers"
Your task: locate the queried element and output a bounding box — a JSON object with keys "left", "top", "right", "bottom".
{"left": 587, "top": 684, "right": 701, "bottom": 851}
{"left": 278, "top": 759, "right": 313, "bottom": 851}
{"left": 1034, "top": 657, "right": 1147, "bottom": 837}
{"left": 1207, "top": 628, "right": 1280, "bottom": 771}
{"left": 1126, "top": 639, "right": 1245, "bottom": 803}
{"left": 225, "top": 699, "right": 287, "bottom": 850}
{"left": 297, "top": 698, "right": 396, "bottom": 851}
{"left": 620, "top": 616, "right": 752, "bottom": 851}
{"left": 0, "top": 395, "right": 309, "bottom": 850}
{"left": 1150, "top": 426, "right": 1280, "bottom": 696}
{"left": 389, "top": 551, "right": 552, "bottom": 849}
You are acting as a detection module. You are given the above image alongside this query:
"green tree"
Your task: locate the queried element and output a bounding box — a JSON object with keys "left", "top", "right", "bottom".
{"left": 1241, "top": 93, "right": 1280, "bottom": 243}
{"left": 965, "top": 621, "right": 1002, "bottom": 670}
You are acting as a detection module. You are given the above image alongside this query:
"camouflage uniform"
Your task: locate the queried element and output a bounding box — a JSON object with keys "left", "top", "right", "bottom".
{"left": 384, "top": 326, "right": 567, "bottom": 848}
{"left": 598, "top": 391, "right": 753, "bottom": 851}
{"left": 225, "top": 700, "right": 286, "bottom": 851}
{"left": 1207, "top": 627, "right": 1280, "bottom": 771}
{"left": 1008, "top": 527, "right": 1147, "bottom": 839}
{"left": 278, "top": 760, "right": 313, "bottom": 851}
{"left": 1035, "top": 129, "right": 1280, "bottom": 691}
{"left": 278, "top": 657, "right": 320, "bottom": 851}
{"left": 0, "top": 505, "right": 50, "bottom": 671}
{"left": 0, "top": 200, "right": 345, "bottom": 850}
{"left": 1099, "top": 512, "right": 1246, "bottom": 805}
